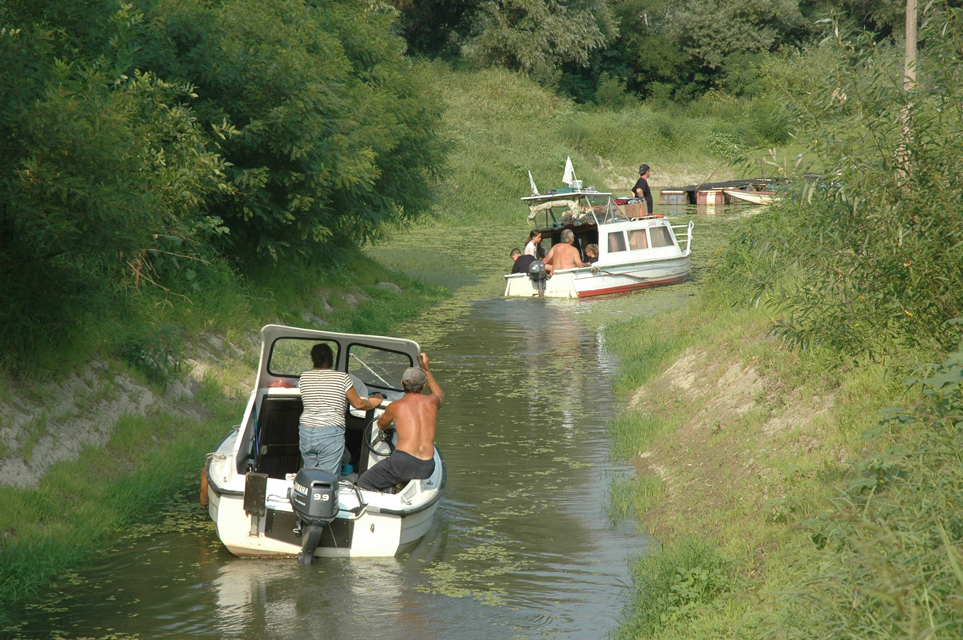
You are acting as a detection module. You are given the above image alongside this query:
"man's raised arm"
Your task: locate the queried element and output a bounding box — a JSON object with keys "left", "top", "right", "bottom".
{"left": 419, "top": 353, "right": 444, "bottom": 406}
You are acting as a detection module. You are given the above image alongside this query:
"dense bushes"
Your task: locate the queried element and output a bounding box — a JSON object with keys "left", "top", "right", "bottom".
{"left": 0, "top": 0, "right": 445, "bottom": 366}
{"left": 714, "top": 11, "right": 963, "bottom": 356}
{"left": 137, "top": 0, "right": 446, "bottom": 262}
{"left": 0, "top": 7, "right": 233, "bottom": 361}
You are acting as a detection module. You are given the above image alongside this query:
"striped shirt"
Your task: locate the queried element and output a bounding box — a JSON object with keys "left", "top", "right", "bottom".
{"left": 299, "top": 369, "right": 353, "bottom": 428}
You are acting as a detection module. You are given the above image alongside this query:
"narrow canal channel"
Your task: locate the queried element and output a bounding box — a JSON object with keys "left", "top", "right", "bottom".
{"left": 10, "top": 211, "right": 739, "bottom": 640}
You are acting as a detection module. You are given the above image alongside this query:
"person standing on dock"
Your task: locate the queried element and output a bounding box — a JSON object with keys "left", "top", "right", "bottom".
{"left": 633, "top": 164, "right": 654, "bottom": 215}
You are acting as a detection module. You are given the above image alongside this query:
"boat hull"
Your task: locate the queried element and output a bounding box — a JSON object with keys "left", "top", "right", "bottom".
{"left": 206, "top": 448, "right": 445, "bottom": 559}
{"left": 504, "top": 256, "right": 690, "bottom": 298}
{"left": 207, "top": 491, "right": 439, "bottom": 558}
{"left": 723, "top": 189, "right": 776, "bottom": 205}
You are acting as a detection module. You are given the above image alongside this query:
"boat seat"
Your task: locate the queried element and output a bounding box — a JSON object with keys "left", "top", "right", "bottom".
{"left": 259, "top": 444, "right": 300, "bottom": 457}
{"left": 256, "top": 397, "right": 303, "bottom": 479}
{"left": 256, "top": 396, "right": 374, "bottom": 479}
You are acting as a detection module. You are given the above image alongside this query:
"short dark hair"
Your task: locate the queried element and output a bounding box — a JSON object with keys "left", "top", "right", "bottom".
{"left": 310, "top": 343, "right": 334, "bottom": 369}
{"left": 510, "top": 248, "right": 522, "bottom": 258}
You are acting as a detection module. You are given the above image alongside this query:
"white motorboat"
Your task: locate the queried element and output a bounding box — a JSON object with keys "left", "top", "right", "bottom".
{"left": 723, "top": 188, "right": 777, "bottom": 205}
{"left": 203, "top": 324, "right": 445, "bottom": 562}
{"left": 505, "top": 164, "right": 693, "bottom": 298}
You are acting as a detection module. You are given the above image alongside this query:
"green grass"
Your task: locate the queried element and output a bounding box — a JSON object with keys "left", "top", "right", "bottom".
{"left": 0, "top": 373, "right": 243, "bottom": 628}
{"left": 431, "top": 65, "right": 804, "bottom": 226}
{"left": 603, "top": 280, "right": 956, "bottom": 639}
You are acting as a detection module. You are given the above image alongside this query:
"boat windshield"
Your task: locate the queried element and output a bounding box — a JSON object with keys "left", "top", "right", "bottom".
{"left": 346, "top": 344, "right": 412, "bottom": 392}
{"left": 266, "top": 338, "right": 412, "bottom": 392}
{"left": 269, "top": 338, "right": 341, "bottom": 377}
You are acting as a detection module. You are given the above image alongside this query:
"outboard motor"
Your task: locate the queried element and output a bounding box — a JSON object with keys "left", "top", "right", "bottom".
{"left": 289, "top": 467, "right": 338, "bottom": 566}
{"left": 528, "top": 259, "right": 548, "bottom": 297}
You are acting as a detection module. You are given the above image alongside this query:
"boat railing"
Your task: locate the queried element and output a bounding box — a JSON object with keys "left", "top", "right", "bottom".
{"left": 671, "top": 221, "right": 694, "bottom": 255}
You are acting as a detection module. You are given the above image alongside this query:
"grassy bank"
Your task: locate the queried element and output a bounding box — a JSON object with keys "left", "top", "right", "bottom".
{"left": 605, "top": 286, "right": 962, "bottom": 638}
{"left": 430, "top": 64, "right": 802, "bottom": 226}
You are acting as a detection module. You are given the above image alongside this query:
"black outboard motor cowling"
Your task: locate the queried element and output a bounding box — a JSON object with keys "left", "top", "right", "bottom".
{"left": 289, "top": 467, "right": 338, "bottom": 565}
{"left": 528, "top": 260, "right": 548, "bottom": 297}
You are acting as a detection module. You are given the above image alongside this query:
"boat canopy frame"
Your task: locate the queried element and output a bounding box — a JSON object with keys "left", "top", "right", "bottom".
{"left": 521, "top": 191, "right": 630, "bottom": 229}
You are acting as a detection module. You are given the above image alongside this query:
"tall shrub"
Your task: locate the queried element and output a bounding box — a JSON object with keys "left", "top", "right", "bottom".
{"left": 0, "top": 7, "right": 232, "bottom": 360}
{"left": 138, "top": 0, "right": 447, "bottom": 263}
{"left": 716, "top": 11, "right": 963, "bottom": 355}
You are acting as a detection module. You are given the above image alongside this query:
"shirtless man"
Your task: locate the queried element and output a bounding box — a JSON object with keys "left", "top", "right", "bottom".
{"left": 357, "top": 352, "right": 444, "bottom": 492}
{"left": 542, "top": 228, "right": 588, "bottom": 275}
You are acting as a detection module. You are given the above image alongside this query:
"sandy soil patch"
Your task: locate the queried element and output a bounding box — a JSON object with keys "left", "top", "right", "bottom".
{"left": 629, "top": 345, "right": 836, "bottom": 539}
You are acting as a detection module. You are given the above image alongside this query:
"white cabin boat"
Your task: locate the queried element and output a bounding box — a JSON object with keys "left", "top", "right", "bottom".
{"left": 204, "top": 324, "right": 445, "bottom": 561}
{"left": 504, "top": 187, "right": 693, "bottom": 298}
{"left": 723, "top": 189, "right": 777, "bottom": 205}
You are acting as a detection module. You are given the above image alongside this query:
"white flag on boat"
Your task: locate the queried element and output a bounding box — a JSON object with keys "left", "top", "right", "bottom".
{"left": 528, "top": 170, "right": 539, "bottom": 196}
{"left": 562, "top": 156, "right": 576, "bottom": 186}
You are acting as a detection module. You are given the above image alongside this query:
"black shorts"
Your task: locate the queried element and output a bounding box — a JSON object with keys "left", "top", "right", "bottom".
{"left": 358, "top": 450, "right": 435, "bottom": 492}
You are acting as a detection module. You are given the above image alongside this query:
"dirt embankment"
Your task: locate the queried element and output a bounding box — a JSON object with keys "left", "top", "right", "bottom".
{"left": 0, "top": 333, "right": 258, "bottom": 489}
{"left": 0, "top": 283, "right": 398, "bottom": 490}
{"left": 628, "top": 344, "right": 840, "bottom": 540}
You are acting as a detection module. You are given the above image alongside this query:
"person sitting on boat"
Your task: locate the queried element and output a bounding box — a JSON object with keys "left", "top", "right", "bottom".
{"left": 524, "top": 230, "right": 543, "bottom": 258}
{"left": 632, "top": 164, "right": 654, "bottom": 215}
{"left": 299, "top": 344, "right": 384, "bottom": 475}
{"left": 510, "top": 248, "right": 537, "bottom": 274}
{"left": 358, "top": 353, "right": 443, "bottom": 492}
{"left": 584, "top": 244, "right": 599, "bottom": 264}
{"left": 542, "top": 229, "right": 588, "bottom": 275}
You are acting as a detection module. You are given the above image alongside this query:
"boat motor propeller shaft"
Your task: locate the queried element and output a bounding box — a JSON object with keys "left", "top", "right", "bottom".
{"left": 527, "top": 260, "right": 548, "bottom": 297}
{"left": 289, "top": 467, "right": 339, "bottom": 566}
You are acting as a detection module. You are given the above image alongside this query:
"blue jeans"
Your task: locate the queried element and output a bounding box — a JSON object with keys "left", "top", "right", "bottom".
{"left": 299, "top": 424, "right": 345, "bottom": 475}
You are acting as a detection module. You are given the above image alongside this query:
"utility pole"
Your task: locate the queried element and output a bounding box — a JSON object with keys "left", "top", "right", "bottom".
{"left": 898, "top": 0, "right": 917, "bottom": 181}
{"left": 905, "top": 0, "right": 917, "bottom": 89}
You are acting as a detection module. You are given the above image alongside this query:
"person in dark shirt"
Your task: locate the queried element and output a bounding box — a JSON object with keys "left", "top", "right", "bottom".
{"left": 584, "top": 244, "right": 599, "bottom": 264}
{"left": 632, "top": 164, "right": 654, "bottom": 215}
{"left": 510, "top": 248, "right": 537, "bottom": 274}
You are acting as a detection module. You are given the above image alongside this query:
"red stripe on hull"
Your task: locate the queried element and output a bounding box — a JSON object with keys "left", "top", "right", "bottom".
{"left": 575, "top": 274, "right": 689, "bottom": 298}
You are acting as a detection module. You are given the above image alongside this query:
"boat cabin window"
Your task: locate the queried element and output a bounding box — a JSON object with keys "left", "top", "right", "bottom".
{"left": 628, "top": 229, "right": 648, "bottom": 250}
{"left": 347, "top": 344, "right": 413, "bottom": 392}
{"left": 650, "top": 226, "right": 674, "bottom": 248}
{"left": 268, "top": 338, "right": 340, "bottom": 378}
{"left": 607, "top": 231, "right": 627, "bottom": 253}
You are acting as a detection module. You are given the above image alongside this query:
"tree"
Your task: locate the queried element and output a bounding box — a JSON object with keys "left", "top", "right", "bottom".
{"left": 0, "top": 5, "right": 231, "bottom": 353}
{"left": 390, "top": 0, "right": 482, "bottom": 58}
{"left": 138, "top": 0, "right": 446, "bottom": 262}
{"left": 461, "top": 0, "right": 616, "bottom": 82}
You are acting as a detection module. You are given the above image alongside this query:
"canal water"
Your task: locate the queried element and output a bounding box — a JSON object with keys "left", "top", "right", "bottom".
{"left": 9, "top": 209, "right": 741, "bottom": 640}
